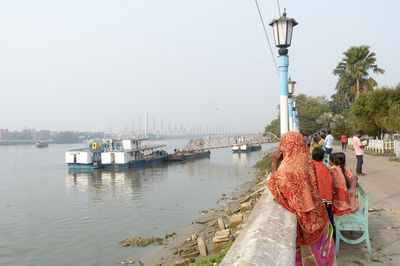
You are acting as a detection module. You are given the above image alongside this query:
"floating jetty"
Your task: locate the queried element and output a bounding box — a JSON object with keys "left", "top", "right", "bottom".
{"left": 167, "top": 150, "right": 211, "bottom": 162}
{"left": 232, "top": 137, "right": 262, "bottom": 153}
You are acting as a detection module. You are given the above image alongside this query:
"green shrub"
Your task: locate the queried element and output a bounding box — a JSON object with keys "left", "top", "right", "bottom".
{"left": 194, "top": 242, "right": 233, "bottom": 266}
{"left": 253, "top": 153, "right": 272, "bottom": 175}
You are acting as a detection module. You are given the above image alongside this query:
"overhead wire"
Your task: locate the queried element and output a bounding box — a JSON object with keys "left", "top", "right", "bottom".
{"left": 276, "top": 0, "right": 281, "bottom": 17}
{"left": 254, "top": 0, "right": 279, "bottom": 77}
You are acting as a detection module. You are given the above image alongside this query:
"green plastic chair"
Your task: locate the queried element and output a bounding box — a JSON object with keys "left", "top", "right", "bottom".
{"left": 323, "top": 154, "right": 330, "bottom": 167}
{"left": 334, "top": 183, "right": 374, "bottom": 260}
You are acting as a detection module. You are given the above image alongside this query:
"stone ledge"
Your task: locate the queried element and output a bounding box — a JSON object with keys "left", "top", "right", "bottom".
{"left": 220, "top": 176, "right": 297, "bottom": 266}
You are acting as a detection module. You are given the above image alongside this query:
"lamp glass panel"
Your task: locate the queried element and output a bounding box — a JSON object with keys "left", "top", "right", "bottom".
{"left": 277, "top": 20, "right": 287, "bottom": 46}
{"left": 286, "top": 21, "right": 293, "bottom": 46}
{"left": 273, "top": 23, "right": 279, "bottom": 47}
{"left": 288, "top": 82, "right": 294, "bottom": 94}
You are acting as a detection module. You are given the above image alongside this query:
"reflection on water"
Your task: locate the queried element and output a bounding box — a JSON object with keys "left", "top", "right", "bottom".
{"left": 232, "top": 153, "right": 247, "bottom": 168}
{"left": 0, "top": 141, "right": 277, "bottom": 266}
{"left": 65, "top": 168, "right": 168, "bottom": 202}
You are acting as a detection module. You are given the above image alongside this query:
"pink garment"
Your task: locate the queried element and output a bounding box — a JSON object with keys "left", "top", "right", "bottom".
{"left": 353, "top": 136, "right": 364, "bottom": 155}
{"left": 345, "top": 167, "right": 358, "bottom": 213}
{"left": 295, "top": 223, "right": 336, "bottom": 266}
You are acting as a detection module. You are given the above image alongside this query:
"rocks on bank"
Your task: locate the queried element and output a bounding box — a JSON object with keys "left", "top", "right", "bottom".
{"left": 170, "top": 175, "right": 268, "bottom": 265}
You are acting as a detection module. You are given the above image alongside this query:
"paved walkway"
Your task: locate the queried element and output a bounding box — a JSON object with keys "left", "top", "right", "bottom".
{"left": 333, "top": 145, "right": 400, "bottom": 266}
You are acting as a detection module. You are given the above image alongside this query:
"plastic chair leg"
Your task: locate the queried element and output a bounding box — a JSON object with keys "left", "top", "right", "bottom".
{"left": 335, "top": 234, "right": 340, "bottom": 255}
{"left": 365, "top": 232, "right": 375, "bottom": 260}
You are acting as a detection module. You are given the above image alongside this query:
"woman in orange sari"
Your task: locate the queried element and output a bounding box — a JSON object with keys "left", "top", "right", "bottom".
{"left": 330, "top": 152, "right": 358, "bottom": 215}
{"left": 268, "top": 132, "right": 335, "bottom": 265}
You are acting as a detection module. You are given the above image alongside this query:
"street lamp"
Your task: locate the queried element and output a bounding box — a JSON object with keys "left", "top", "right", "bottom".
{"left": 270, "top": 10, "right": 298, "bottom": 135}
{"left": 287, "top": 77, "right": 296, "bottom": 131}
{"left": 288, "top": 78, "right": 296, "bottom": 95}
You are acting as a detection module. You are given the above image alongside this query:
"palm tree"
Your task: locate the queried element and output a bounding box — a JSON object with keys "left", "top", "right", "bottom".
{"left": 333, "top": 45, "right": 384, "bottom": 103}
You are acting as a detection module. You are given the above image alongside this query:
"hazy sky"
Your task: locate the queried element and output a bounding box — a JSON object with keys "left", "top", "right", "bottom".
{"left": 0, "top": 0, "right": 399, "bottom": 132}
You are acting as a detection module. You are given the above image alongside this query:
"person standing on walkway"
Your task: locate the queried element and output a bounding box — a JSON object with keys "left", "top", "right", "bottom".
{"left": 341, "top": 134, "right": 348, "bottom": 151}
{"left": 353, "top": 130, "right": 369, "bottom": 176}
{"left": 268, "top": 132, "right": 335, "bottom": 265}
{"left": 324, "top": 130, "right": 334, "bottom": 155}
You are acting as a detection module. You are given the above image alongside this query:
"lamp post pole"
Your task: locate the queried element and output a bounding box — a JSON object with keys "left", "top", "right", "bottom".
{"left": 279, "top": 55, "right": 289, "bottom": 135}
{"left": 269, "top": 10, "right": 298, "bottom": 136}
{"left": 294, "top": 111, "right": 298, "bottom": 131}
{"left": 292, "top": 99, "right": 297, "bottom": 132}
{"left": 288, "top": 96, "right": 293, "bottom": 132}
{"left": 287, "top": 78, "right": 296, "bottom": 132}
{"left": 292, "top": 102, "right": 299, "bottom": 132}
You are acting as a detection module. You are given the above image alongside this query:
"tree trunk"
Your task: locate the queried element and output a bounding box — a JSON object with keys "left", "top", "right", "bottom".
{"left": 356, "top": 78, "right": 360, "bottom": 97}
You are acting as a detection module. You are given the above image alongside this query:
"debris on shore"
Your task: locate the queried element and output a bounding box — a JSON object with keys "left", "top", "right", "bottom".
{"left": 114, "top": 259, "right": 136, "bottom": 264}
{"left": 166, "top": 173, "right": 269, "bottom": 265}
{"left": 165, "top": 232, "right": 177, "bottom": 239}
{"left": 119, "top": 237, "right": 163, "bottom": 247}
{"left": 119, "top": 232, "right": 177, "bottom": 248}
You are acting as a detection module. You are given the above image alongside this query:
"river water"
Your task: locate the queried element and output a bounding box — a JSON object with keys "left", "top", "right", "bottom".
{"left": 0, "top": 139, "right": 276, "bottom": 266}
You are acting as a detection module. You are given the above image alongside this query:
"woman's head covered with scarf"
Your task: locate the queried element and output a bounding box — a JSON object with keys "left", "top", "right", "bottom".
{"left": 268, "top": 131, "right": 329, "bottom": 246}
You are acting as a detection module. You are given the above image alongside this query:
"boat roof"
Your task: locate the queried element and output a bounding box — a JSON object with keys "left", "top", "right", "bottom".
{"left": 68, "top": 147, "right": 104, "bottom": 152}
{"left": 103, "top": 137, "right": 149, "bottom": 142}
{"left": 104, "top": 144, "right": 166, "bottom": 152}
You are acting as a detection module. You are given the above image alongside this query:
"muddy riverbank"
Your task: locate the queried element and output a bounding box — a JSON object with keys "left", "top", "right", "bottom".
{"left": 137, "top": 170, "right": 270, "bottom": 266}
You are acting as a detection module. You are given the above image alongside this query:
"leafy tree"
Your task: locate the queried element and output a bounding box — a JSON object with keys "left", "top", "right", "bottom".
{"left": 317, "top": 112, "right": 345, "bottom": 129}
{"left": 329, "top": 93, "right": 351, "bottom": 114}
{"left": 333, "top": 45, "right": 384, "bottom": 103}
{"left": 351, "top": 87, "right": 400, "bottom": 136}
{"left": 381, "top": 103, "right": 400, "bottom": 133}
{"left": 294, "top": 94, "right": 330, "bottom": 135}
{"left": 332, "top": 123, "right": 353, "bottom": 140}
{"left": 265, "top": 116, "right": 280, "bottom": 136}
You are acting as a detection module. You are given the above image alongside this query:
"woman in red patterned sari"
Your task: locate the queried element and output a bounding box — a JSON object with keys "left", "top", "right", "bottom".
{"left": 330, "top": 152, "right": 358, "bottom": 215}
{"left": 268, "top": 132, "right": 336, "bottom": 266}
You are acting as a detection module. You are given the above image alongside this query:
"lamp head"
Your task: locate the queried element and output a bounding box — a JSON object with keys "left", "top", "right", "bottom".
{"left": 288, "top": 77, "right": 296, "bottom": 95}
{"left": 269, "top": 10, "right": 298, "bottom": 49}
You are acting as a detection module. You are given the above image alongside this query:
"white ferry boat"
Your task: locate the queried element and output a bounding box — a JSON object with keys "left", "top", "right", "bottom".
{"left": 65, "top": 142, "right": 103, "bottom": 169}
{"left": 100, "top": 138, "right": 167, "bottom": 169}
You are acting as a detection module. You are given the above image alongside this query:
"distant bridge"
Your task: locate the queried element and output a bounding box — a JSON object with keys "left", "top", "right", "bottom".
{"left": 119, "top": 112, "right": 238, "bottom": 137}
{"left": 183, "top": 132, "right": 279, "bottom": 151}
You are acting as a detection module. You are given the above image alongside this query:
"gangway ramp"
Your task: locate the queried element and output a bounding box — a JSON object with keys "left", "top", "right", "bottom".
{"left": 183, "top": 132, "right": 279, "bottom": 151}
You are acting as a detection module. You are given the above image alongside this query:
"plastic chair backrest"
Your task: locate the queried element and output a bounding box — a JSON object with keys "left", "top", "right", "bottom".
{"left": 356, "top": 183, "right": 369, "bottom": 221}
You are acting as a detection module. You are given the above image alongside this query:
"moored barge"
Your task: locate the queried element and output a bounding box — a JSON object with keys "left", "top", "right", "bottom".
{"left": 167, "top": 150, "right": 210, "bottom": 162}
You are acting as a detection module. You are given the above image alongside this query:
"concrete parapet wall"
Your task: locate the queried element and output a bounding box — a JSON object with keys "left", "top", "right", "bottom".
{"left": 220, "top": 176, "right": 297, "bottom": 266}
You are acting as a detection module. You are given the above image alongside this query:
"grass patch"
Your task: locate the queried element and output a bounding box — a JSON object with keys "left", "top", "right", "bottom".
{"left": 194, "top": 242, "right": 233, "bottom": 266}
{"left": 351, "top": 260, "right": 365, "bottom": 266}
{"left": 253, "top": 153, "right": 272, "bottom": 175}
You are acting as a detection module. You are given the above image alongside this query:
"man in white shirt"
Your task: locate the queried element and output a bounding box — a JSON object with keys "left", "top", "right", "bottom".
{"left": 324, "top": 130, "right": 334, "bottom": 155}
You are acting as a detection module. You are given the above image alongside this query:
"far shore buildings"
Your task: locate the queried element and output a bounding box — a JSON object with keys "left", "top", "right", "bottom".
{"left": 0, "top": 128, "right": 104, "bottom": 142}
